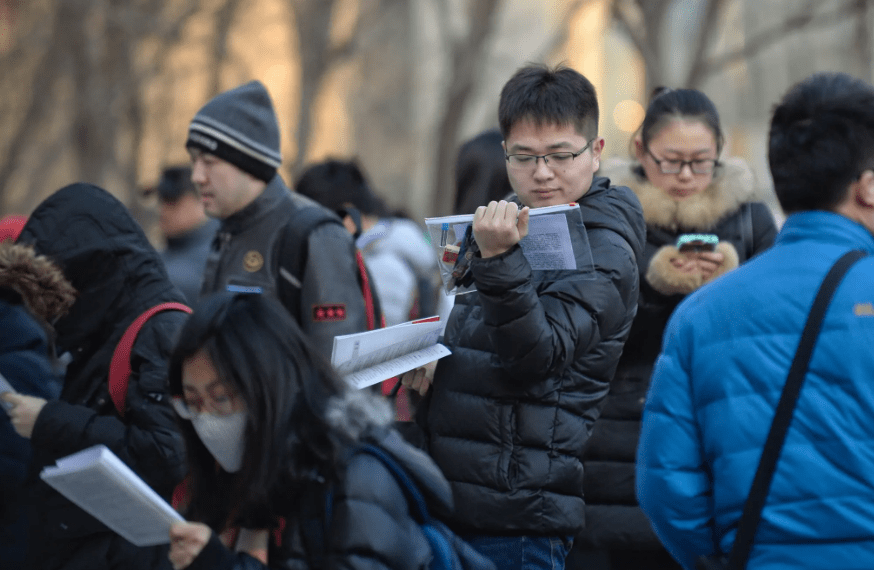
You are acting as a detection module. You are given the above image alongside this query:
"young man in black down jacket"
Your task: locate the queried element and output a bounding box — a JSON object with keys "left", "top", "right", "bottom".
{"left": 400, "top": 64, "right": 646, "bottom": 570}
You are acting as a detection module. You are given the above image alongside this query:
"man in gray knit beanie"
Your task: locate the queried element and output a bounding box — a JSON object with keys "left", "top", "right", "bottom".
{"left": 186, "top": 80, "right": 370, "bottom": 360}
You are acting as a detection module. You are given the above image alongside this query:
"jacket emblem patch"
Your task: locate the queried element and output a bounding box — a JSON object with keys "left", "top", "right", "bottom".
{"left": 854, "top": 302, "right": 874, "bottom": 317}
{"left": 243, "top": 251, "right": 264, "bottom": 272}
{"left": 313, "top": 304, "right": 347, "bottom": 322}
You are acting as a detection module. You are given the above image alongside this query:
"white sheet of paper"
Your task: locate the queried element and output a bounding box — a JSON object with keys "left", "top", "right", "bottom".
{"left": 40, "top": 445, "right": 184, "bottom": 547}
{"left": 331, "top": 318, "right": 450, "bottom": 388}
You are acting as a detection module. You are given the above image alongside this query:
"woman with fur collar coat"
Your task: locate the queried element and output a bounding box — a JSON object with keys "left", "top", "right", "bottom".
{"left": 572, "top": 89, "right": 778, "bottom": 570}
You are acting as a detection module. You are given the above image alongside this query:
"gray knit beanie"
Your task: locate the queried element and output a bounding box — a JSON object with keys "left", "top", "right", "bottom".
{"left": 186, "top": 80, "right": 282, "bottom": 183}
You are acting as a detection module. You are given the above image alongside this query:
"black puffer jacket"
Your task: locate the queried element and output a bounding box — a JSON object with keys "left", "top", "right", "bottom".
{"left": 577, "top": 159, "right": 778, "bottom": 551}
{"left": 183, "top": 391, "right": 491, "bottom": 570}
{"left": 421, "top": 177, "right": 646, "bottom": 536}
{"left": 17, "top": 183, "right": 189, "bottom": 570}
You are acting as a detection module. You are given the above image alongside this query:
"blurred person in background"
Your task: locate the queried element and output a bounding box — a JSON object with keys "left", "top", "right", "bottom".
{"left": 571, "top": 88, "right": 777, "bottom": 570}
{"left": 165, "top": 292, "right": 492, "bottom": 570}
{"left": 439, "top": 130, "right": 517, "bottom": 321}
{"left": 294, "top": 158, "right": 439, "bottom": 327}
{"left": 453, "top": 129, "right": 515, "bottom": 215}
{"left": 145, "top": 166, "right": 220, "bottom": 304}
{"left": 637, "top": 71, "right": 874, "bottom": 569}
{"left": 0, "top": 241, "right": 74, "bottom": 566}
{"left": 187, "top": 80, "right": 368, "bottom": 361}
{"left": 3, "top": 183, "right": 189, "bottom": 570}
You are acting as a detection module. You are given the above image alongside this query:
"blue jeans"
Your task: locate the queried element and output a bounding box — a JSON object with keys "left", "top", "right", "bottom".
{"left": 463, "top": 535, "right": 574, "bottom": 570}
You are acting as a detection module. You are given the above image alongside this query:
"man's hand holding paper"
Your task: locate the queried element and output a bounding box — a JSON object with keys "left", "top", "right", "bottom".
{"left": 473, "top": 200, "right": 530, "bottom": 258}
{"left": 400, "top": 360, "right": 438, "bottom": 396}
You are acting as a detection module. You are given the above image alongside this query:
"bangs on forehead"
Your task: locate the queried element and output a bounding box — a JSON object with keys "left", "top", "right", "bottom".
{"left": 506, "top": 116, "right": 595, "bottom": 141}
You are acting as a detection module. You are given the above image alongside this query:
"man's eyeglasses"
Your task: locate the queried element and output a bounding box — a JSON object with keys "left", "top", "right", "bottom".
{"left": 646, "top": 149, "right": 719, "bottom": 175}
{"left": 506, "top": 138, "right": 596, "bottom": 170}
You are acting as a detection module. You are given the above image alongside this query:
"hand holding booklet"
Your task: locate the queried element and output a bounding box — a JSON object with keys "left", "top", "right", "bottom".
{"left": 40, "top": 444, "right": 183, "bottom": 546}
{"left": 425, "top": 202, "right": 595, "bottom": 295}
{"left": 331, "top": 316, "right": 451, "bottom": 389}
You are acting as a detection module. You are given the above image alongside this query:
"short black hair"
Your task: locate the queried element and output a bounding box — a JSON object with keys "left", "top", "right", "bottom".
{"left": 294, "top": 159, "right": 385, "bottom": 216}
{"left": 639, "top": 87, "right": 724, "bottom": 155}
{"left": 498, "top": 64, "right": 599, "bottom": 141}
{"left": 454, "top": 129, "right": 514, "bottom": 214}
{"left": 156, "top": 166, "right": 195, "bottom": 202}
{"left": 769, "top": 72, "right": 874, "bottom": 213}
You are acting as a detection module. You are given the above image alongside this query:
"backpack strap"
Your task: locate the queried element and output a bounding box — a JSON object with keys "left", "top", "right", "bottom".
{"left": 277, "top": 206, "right": 343, "bottom": 324}
{"left": 353, "top": 444, "right": 430, "bottom": 522}
{"left": 277, "top": 205, "right": 384, "bottom": 331}
{"left": 723, "top": 249, "right": 867, "bottom": 569}
{"left": 108, "top": 302, "right": 192, "bottom": 418}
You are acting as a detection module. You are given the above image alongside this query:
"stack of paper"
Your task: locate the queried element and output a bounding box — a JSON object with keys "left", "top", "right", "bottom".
{"left": 331, "top": 317, "right": 451, "bottom": 389}
{"left": 40, "top": 444, "right": 184, "bottom": 546}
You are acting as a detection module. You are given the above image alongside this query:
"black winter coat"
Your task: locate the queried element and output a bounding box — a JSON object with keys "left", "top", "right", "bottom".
{"left": 182, "top": 427, "right": 481, "bottom": 570}
{"left": 421, "top": 177, "right": 646, "bottom": 536}
{"left": 17, "top": 183, "right": 189, "bottom": 570}
{"left": 578, "top": 159, "right": 778, "bottom": 551}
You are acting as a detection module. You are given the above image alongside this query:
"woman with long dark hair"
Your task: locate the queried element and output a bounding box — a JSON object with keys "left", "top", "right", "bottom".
{"left": 166, "top": 292, "right": 487, "bottom": 570}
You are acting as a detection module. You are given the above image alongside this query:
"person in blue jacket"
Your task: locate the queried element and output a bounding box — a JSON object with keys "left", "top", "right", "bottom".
{"left": 636, "top": 71, "right": 874, "bottom": 569}
{"left": 0, "top": 241, "right": 75, "bottom": 566}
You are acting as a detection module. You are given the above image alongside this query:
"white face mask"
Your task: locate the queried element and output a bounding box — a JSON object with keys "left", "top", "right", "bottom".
{"left": 191, "top": 411, "right": 247, "bottom": 473}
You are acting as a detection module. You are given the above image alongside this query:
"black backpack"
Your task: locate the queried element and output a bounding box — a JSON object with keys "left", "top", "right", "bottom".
{"left": 277, "top": 204, "right": 384, "bottom": 332}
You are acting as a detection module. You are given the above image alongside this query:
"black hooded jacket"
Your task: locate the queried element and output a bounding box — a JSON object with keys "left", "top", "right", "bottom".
{"left": 17, "top": 183, "right": 189, "bottom": 570}
{"left": 420, "top": 177, "right": 646, "bottom": 536}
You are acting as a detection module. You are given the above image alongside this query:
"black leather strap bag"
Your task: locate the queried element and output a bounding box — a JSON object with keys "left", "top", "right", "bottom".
{"left": 695, "top": 250, "right": 867, "bottom": 570}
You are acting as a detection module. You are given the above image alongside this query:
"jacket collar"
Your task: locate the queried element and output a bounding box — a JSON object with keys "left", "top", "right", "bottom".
{"left": 777, "top": 211, "right": 874, "bottom": 253}
{"left": 219, "top": 175, "right": 289, "bottom": 235}
{"left": 600, "top": 157, "right": 762, "bottom": 232}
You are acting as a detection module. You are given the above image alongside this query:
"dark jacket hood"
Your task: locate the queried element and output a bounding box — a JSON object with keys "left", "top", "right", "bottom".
{"left": 17, "top": 183, "right": 184, "bottom": 354}
{"left": 579, "top": 175, "right": 647, "bottom": 269}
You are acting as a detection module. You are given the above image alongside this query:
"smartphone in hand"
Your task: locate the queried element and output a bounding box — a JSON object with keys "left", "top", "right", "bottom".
{"left": 676, "top": 234, "right": 719, "bottom": 253}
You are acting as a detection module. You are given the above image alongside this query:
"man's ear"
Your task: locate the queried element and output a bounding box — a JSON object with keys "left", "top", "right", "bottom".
{"left": 856, "top": 170, "right": 874, "bottom": 208}
{"left": 591, "top": 137, "right": 605, "bottom": 172}
{"left": 633, "top": 137, "right": 645, "bottom": 162}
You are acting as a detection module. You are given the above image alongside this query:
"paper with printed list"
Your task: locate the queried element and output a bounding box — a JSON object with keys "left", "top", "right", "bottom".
{"left": 40, "top": 444, "right": 184, "bottom": 547}
{"left": 425, "top": 203, "right": 590, "bottom": 296}
{"left": 331, "top": 316, "right": 451, "bottom": 389}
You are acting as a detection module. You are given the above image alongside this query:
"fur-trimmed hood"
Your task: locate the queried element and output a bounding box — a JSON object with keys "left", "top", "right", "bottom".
{"left": 325, "top": 387, "right": 393, "bottom": 442}
{"left": 599, "top": 157, "right": 765, "bottom": 232}
{"left": 0, "top": 241, "right": 76, "bottom": 324}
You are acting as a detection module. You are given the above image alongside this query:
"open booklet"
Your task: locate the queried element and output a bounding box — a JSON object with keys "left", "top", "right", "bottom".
{"left": 331, "top": 316, "right": 451, "bottom": 389}
{"left": 425, "top": 202, "right": 594, "bottom": 295}
{"left": 40, "top": 444, "right": 184, "bottom": 547}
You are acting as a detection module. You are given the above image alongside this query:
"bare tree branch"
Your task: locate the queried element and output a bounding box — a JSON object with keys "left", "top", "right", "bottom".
{"left": 683, "top": 0, "right": 732, "bottom": 88}
{"left": 536, "top": 0, "right": 593, "bottom": 62}
{"left": 430, "top": 0, "right": 503, "bottom": 216}
{"left": 208, "top": 0, "right": 243, "bottom": 97}
{"left": 692, "top": 0, "right": 867, "bottom": 85}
